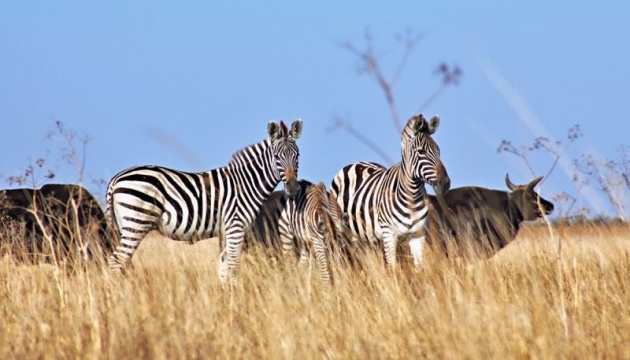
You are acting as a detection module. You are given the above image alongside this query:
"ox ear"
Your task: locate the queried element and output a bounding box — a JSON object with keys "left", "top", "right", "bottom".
{"left": 288, "top": 119, "right": 303, "bottom": 140}
{"left": 268, "top": 120, "right": 288, "bottom": 141}
{"left": 505, "top": 173, "right": 519, "bottom": 191}
{"left": 526, "top": 176, "right": 543, "bottom": 192}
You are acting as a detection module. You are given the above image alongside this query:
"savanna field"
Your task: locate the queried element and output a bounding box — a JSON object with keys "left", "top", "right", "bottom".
{"left": 0, "top": 222, "right": 629, "bottom": 359}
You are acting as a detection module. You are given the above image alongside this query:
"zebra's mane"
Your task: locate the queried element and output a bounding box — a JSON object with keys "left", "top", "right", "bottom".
{"left": 227, "top": 139, "right": 272, "bottom": 168}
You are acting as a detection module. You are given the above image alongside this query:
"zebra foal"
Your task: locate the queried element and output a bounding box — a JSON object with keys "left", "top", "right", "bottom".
{"left": 330, "top": 114, "right": 450, "bottom": 269}
{"left": 244, "top": 180, "right": 354, "bottom": 284}
{"left": 106, "top": 119, "right": 303, "bottom": 283}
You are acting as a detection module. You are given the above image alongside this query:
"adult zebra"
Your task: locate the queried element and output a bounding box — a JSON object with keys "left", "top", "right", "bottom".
{"left": 244, "top": 180, "right": 355, "bottom": 284}
{"left": 329, "top": 114, "right": 450, "bottom": 268}
{"left": 106, "top": 120, "right": 303, "bottom": 283}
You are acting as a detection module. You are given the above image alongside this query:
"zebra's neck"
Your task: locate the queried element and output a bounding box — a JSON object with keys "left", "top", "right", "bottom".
{"left": 222, "top": 141, "right": 281, "bottom": 214}
{"left": 228, "top": 139, "right": 273, "bottom": 168}
{"left": 392, "top": 162, "right": 427, "bottom": 209}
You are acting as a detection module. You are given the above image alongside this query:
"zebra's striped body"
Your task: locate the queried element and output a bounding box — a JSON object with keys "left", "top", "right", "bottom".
{"left": 330, "top": 114, "right": 450, "bottom": 268}
{"left": 107, "top": 120, "right": 303, "bottom": 283}
{"left": 244, "top": 180, "right": 354, "bottom": 284}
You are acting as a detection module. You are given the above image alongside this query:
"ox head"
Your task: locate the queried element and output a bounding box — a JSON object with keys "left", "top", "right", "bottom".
{"left": 268, "top": 119, "right": 302, "bottom": 198}
{"left": 505, "top": 174, "right": 554, "bottom": 220}
{"left": 0, "top": 189, "right": 32, "bottom": 210}
{"left": 401, "top": 114, "right": 451, "bottom": 195}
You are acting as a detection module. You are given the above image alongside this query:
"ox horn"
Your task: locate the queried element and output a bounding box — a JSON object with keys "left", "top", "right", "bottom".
{"left": 505, "top": 173, "right": 519, "bottom": 191}
{"left": 526, "top": 176, "right": 544, "bottom": 192}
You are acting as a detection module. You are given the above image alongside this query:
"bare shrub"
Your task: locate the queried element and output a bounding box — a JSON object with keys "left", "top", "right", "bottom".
{"left": 573, "top": 146, "right": 630, "bottom": 221}
{"left": 0, "top": 121, "right": 115, "bottom": 271}
{"left": 498, "top": 124, "right": 584, "bottom": 221}
{"left": 327, "top": 29, "right": 461, "bottom": 165}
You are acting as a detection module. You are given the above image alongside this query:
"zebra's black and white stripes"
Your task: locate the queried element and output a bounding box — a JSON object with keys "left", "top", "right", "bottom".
{"left": 106, "top": 120, "right": 303, "bottom": 283}
{"left": 330, "top": 114, "right": 450, "bottom": 268}
{"left": 244, "top": 180, "right": 354, "bottom": 284}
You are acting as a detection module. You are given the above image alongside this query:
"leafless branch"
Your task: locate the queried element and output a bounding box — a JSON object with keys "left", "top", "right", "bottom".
{"left": 47, "top": 120, "right": 89, "bottom": 184}
{"left": 418, "top": 63, "right": 462, "bottom": 112}
{"left": 574, "top": 151, "right": 628, "bottom": 222}
{"left": 332, "top": 28, "right": 462, "bottom": 164}
{"left": 341, "top": 31, "right": 401, "bottom": 134}
{"left": 326, "top": 117, "right": 395, "bottom": 165}
{"left": 496, "top": 140, "right": 537, "bottom": 177}
{"left": 391, "top": 29, "right": 424, "bottom": 87}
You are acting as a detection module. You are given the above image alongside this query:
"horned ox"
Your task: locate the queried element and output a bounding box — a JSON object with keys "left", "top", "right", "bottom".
{"left": 423, "top": 174, "right": 554, "bottom": 258}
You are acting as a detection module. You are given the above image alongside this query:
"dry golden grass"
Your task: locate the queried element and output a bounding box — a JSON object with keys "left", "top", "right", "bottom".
{"left": 1, "top": 224, "right": 630, "bottom": 359}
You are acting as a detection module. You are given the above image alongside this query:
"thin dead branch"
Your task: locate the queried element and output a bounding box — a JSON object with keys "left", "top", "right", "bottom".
{"left": 326, "top": 117, "right": 395, "bottom": 165}
{"left": 331, "top": 28, "right": 461, "bottom": 165}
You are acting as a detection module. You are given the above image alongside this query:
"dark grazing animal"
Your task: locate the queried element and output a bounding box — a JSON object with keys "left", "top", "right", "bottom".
{"left": 424, "top": 174, "right": 554, "bottom": 258}
{"left": 0, "top": 183, "right": 115, "bottom": 265}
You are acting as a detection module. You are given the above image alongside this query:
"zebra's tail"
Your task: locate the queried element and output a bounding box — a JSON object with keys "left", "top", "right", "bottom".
{"left": 105, "top": 180, "right": 119, "bottom": 232}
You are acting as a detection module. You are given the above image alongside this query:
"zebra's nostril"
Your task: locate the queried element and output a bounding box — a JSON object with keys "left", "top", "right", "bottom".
{"left": 432, "top": 175, "right": 450, "bottom": 196}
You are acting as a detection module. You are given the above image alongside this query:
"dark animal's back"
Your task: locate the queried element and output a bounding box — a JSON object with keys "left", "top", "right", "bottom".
{"left": 426, "top": 187, "right": 515, "bottom": 258}
{"left": 0, "top": 184, "right": 115, "bottom": 265}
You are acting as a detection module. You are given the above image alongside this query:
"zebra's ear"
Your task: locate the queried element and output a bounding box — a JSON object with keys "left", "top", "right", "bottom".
{"left": 407, "top": 114, "right": 425, "bottom": 136}
{"left": 407, "top": 114, "right": 440, "bottom": 135}
{"left": 426, "top": 115, "right": 440, "bottom": 135}
{"left": 289, "top": 119, "right": 303, "bottom": 140}
{"left": 268, "top": 120, "right": 287, "bottom": 141}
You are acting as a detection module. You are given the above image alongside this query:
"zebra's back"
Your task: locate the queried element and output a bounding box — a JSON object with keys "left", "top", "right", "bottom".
{"left": 330, "top": 161, "right": 389, "bottom": 242}
{"left": 107, "top": 165, "right": 229, "bottom": 242}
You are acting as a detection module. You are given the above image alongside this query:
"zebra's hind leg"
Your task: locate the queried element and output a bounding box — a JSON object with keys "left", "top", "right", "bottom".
{"left": 108, "top": 227, "right": 150, "bottom": 274}
{"left": 297, "top": 244, "right": 309, "bottom": 267}
{"left": 312, "top": 234, "right": 332, "bottom": 284}
{"left": 219, "top": 226, "right": 245, "bottom": 284}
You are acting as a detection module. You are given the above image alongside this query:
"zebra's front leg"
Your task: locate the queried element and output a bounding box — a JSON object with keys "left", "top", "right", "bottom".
{"left": 380, "top": 227, "right": 398, "bottom": 269}
{"left": 219, "top": 225, "right": 245, "bottom": 284}
{"left": 279, "top": 226, "right": 297, "bottom": 260}
{"left": 408, "top": 235, "right": 425, "bottom": 268}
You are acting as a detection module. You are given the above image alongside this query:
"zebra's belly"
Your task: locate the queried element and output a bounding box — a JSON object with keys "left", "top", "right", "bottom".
{"left": 375, "top": 214, "right": 428, "bottom": 239}
{"left": 158, "top": 213, "right": 218, "bottom": 242}
{"left": 349, "top": 219, "right": 379, "bottom": 244}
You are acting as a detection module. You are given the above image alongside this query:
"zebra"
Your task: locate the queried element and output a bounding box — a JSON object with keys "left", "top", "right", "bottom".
{"left": 244, "top": 180, "right": 355, "bottom": 284}
{"left": 106, "top": 119, "right": 303, "bottom": 283}
{"left": 329, "top": 113, "right": 450, "bottom": 269}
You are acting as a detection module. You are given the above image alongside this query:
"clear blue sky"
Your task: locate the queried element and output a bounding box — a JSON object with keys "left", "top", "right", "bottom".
{"left": 1, "top": 1, "right": 628, "bottom": 218}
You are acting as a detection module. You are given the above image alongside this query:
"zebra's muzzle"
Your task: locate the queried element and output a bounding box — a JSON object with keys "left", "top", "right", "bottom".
{"left": 432, "top": 173, "right": 451, "bottom": 196}
{"left": 284, "top": 178, "right": 299, "bottom": 198}
{"left": 283, "top": 166, "right": 298, "bottom": 198}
